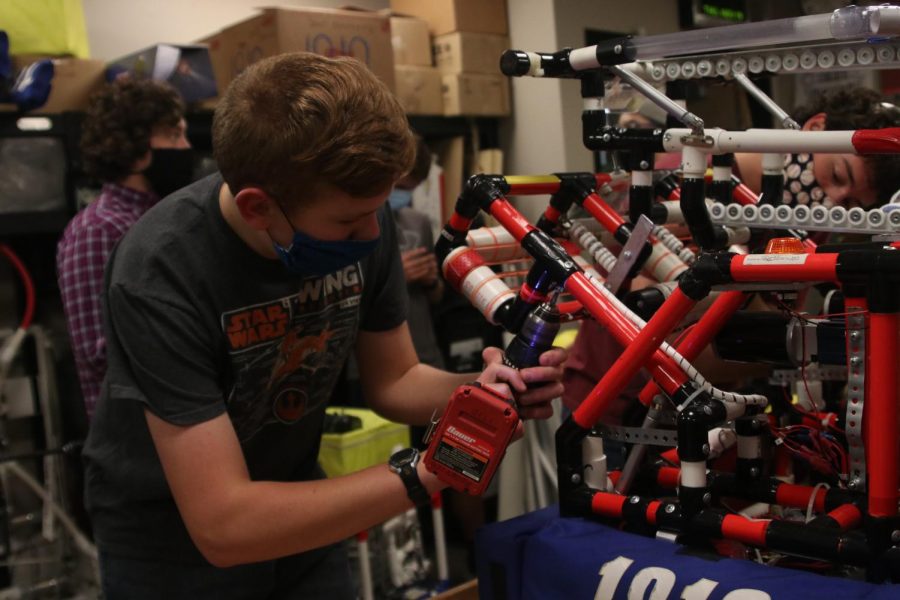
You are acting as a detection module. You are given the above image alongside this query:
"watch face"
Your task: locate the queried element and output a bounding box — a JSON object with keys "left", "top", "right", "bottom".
{"left": 390, "top": 447, "right": 418, "bottom": 469}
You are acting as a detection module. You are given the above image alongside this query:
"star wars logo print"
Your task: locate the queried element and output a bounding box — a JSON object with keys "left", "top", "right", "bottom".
{"left": 273, "top": 387, "right": 308, "bottom": 424}
{"left": 224, "top": 301, "right": 290, "bottom": 351}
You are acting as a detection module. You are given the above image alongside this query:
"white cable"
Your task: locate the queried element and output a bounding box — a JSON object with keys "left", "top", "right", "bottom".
{"left": 652, "top": 225, "right": 696, "bottom": 264}
{"left": 582, "top": 273, "right": 768, "bottom": 408}
{"left": 566, "top": 220, "right": 617, "bottom": 273}
{"left": 563, "top": 220, "right": 765, "bottom": 406}
{"left": 805, "top": 482, "right": 830, "bottom": 523}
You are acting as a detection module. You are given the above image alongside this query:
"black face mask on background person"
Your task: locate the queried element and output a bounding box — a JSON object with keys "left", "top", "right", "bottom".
{"left": 143, "top": 147, "right": 195, "bottom": 198}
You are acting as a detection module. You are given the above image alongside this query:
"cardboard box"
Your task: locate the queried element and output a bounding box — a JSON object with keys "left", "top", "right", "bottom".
{"left": 109, "top": 44, "right": 218, "bottom": 103}
{"left": 390, "top": 15, "right": 432, "bottom": 66}
{"left": 204, "top": 7, "right": 394, "bottom": 95}
{"left": 318, "top": 408, "right": 409, "bottom": 478}
{"left": 434, "top": 32, "right": 509, "bottom": 75}
{"left": 12, "top": 55, "right": 105, "bottom": 113}
{"left": 390, "top": 0, "right": 508, "bottom": 36}
{"left": 394, "top": 65, "right": 442, "bottom": 115}
{"left": 442, "top": 73, "right": 510, "bottom": 116}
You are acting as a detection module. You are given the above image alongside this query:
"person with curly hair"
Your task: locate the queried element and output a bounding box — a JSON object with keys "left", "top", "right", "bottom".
{"left": 56, "top": 78, "right": 191, "bottom": 419}
{"left": 734, "top": 87, "right": 900, "bottom": 208}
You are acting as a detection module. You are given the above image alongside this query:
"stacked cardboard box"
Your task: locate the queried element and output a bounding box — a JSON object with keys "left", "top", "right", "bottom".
{"left": 199, "top": 7, "right": 395, "bottom": 102}
{"left": 390, "top": 15, "right": 443, "bottom": 115}
{"left": 391, "top": 0, "right": 510, "bottom": 117}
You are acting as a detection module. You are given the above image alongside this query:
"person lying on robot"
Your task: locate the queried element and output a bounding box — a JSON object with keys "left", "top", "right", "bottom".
{"left": 733, "top": 88, "right": 900, "bottom": 211}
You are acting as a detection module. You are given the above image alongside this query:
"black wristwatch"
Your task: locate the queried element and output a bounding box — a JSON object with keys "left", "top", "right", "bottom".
{"left": 389, "top": 448, "right": 431, "bottom": 508}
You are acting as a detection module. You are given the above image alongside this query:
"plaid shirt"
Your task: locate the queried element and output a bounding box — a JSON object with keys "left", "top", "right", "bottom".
{"left": 57, "top": 183, "right": 158, "bottom": 418}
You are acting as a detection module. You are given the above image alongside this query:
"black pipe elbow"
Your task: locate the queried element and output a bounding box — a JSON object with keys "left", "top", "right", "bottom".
{"left": 677, "top": 252, "right": 734, "bottom": 301}
{"left": 460, "top": 174, "right": 506, "bottom": 214}
{"left": 680, "top": 177, "right": 728, "bottom": 250}
{"left": 434, "top": 225, "right": 468, "bottom": 265}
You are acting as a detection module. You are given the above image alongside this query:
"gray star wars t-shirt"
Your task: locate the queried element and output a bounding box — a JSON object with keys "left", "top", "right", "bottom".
{"left": 83, "top": 173, "right": 407, "bottom": 564}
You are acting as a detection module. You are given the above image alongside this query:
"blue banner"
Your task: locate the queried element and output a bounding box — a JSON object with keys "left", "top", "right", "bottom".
{"left": 476, "top": 506, "right": 900, "bottom": 599}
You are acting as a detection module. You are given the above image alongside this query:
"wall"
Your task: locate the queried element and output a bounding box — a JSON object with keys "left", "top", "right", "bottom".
{"left": 82, "top": 0, "right": 389, "bottom": 61}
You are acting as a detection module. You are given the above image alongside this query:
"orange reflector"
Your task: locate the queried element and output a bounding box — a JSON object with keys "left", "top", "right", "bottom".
{"left": 765, "top": 237, "right": 806, "bottom": 254}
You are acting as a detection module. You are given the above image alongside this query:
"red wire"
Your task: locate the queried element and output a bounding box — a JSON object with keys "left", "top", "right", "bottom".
{"left": 0, "top": 244, "right": 35, "bottom": 330}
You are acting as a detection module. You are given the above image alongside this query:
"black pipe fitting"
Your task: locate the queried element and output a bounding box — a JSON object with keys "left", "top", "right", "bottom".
{"left": 624, "top": 286, "right": 666, "bottom": 321}
{"left": 836, "top": 249, "right": 900, "bottom": 287}
{"left": 676, "top": 391, "right": 726, "bottom": 462}
{"left": 766, "top": 520, "right": 871, "bottom": 566}
{"left": 654, "top": 172, "right": 680, "bottom": 202}
{"left": 758, "top": 173, "right": 783, "bottom": 206}
{"left": 500, "top": 48, "right": 577, "bottom": 78}
{"left": 520, "top": 229, "right": 581, "bottom": 285}
{"left": 707, "top": 179, "right": 733, "bottom": 206}
{"left": 556, "top": 417, "right": 591, "bottom": 517}
{"left": 677, "top": 252, "right": 734, "bottom": 301}
{"left": 680, "top": 177, "right": 729, "bottom": 251}
{"left": 654, "top": 501, "right": 683, "bottom": 532}
{"left": 735, "top": 416, "right": 765, "bottom": 482}
{"left": 434, "top": 225, "right": 468, "bottom": 266}
{"left": 461, "top": 174, "right": 506, "bottom": 213}
{"left": 582, "top": 120, "right": 666, "bottom": 153}
{"left": 868, "top": 275, "right": 900, "bottom": 314}
{"left": 580, "top": 71, "right": 606, "bottom": 99}
{"left": 537, "top": 172, "right": 597, "bottom": 233}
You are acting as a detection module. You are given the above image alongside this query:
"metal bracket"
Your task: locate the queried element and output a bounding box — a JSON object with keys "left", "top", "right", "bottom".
{"left": 845, "top": 309, "right": 867, "bottom": 491}
{"left": 679, "top": 134, "right": 715, "bottom": 148}
{"left": 605, "top": 214, "right": 655, "bottom": 294}
{"left": 596, "top": 423, "right": 678, "bottom": 447}
{"left": 768, "top": 365, "right": 848, "bottom": 385}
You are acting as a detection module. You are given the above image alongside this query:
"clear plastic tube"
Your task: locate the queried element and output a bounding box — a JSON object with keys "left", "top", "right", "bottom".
{"left": 627, "top": 6, "right": 900, "bottom": 61}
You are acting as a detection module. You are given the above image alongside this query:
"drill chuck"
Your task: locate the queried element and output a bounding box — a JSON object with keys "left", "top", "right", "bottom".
{"left": 503, "top": 302, "right": 561, "bottom": 369}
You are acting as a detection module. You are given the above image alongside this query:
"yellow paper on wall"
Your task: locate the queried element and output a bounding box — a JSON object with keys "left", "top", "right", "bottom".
{"left": 0, "top": 0, "right": 90, "bottom": 58}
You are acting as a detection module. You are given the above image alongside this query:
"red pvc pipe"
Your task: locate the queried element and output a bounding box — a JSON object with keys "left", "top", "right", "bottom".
{"left": 488, "top": 197, "right": 537, "bottom": 240}
{"left": 867, "top": 312, "right": 898, "bottom": 517}
{"left": 731, "top": 253, "right": 838, "bottom": 283}
{"left": 572, "top": 285, "right": 697, "bottom": 429}
{"left": 582, "top": 192, "right": 627, "bottom": 234}
{"left": 827, "top": 504, "right": 862, "bottom": 530}
{"left": 638, "top": 290, "right": 745, "bottom": 406}
{"left": 721, "top": 515, "right": 769, "bottom": 546}
{"left": 731, "top": 182, "right": 758, "bottom": 206}
{"left": 449, "top": 213, "right": 473, "bottom": 231}
{"left": 775, "top": 483, "right": 826, "bottom": 513}
{"left": 646, "top": 500, "right": 662, "bottom": 525}
{"left": 657, "top": 467, "right": 680, "bottom": 489}
{"left": 565, "top": 273, "right": 689, "bottom": 415}
{"left": 543, "top": 205, "right": 562, "bottom": 224}
{"left": 851, "top": 128, "right": 900, "bottom": 154}
{"left": 591, "top": 491, "right": 626, "bottom": 518}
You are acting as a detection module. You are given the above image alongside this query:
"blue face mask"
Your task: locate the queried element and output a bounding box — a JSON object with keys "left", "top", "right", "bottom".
{"left": 270, "top": 198, "right": 381, "bottom": 277}
{"left": 388, "top": 188, "right": 413, "bottom": 211}
{"left": 273, "top": 229, "right": 380, "bottom": 277}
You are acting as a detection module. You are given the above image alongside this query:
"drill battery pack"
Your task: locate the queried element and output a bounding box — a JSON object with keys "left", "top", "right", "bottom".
{"left": 423, "top": 383, "right": 519, "bottom": 495}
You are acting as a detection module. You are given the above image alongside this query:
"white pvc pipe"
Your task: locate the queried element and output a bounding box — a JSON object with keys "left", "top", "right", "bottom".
{"left": 663, "top": 128, "right": 855, "bottom": 154}
{"left": 680, "top": 460, "right": 707, "bottom": 488}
